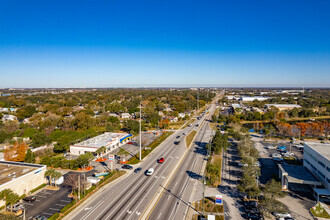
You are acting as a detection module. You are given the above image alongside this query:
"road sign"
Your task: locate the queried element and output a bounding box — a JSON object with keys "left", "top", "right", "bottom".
{"left": 109, "top": 154, "right": 115, "bottom": 161}
{"left": 215, "top": 195, "right": 222, "bottom": 204}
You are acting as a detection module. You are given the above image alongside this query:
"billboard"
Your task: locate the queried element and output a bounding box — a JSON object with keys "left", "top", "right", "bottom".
{"left": 215, "top": 195, "right": 222, "bottom": 204}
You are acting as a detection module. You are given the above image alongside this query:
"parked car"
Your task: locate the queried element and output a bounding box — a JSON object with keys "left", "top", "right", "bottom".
{"left": 267, "top": 145, "right": 277, "bottom": 149}
{"left": 243, "top": 212, "right": 263, "bottom": 220}
{"left": 277, "top": 146, "right": 287, "bottom": 152}
{"left": 254, "top": 161, "right": 261, "bottom": 167}
{"left": 238, "top": 162, "right": 248, "bottom": 167}
{"left": 6, "top": 203, "right": 24, "bottom": 211}
{"left": 32, "top": 215, "right": 47, "bottom": 220}
{"left": 122, "top": 165, "right": 133, "bottom": 170}
{"left": 134, "top": 167, "right": 142, "bottom": 173}
{"left": 146, "top": 168, "right": 154, "bottom": 176}
{"left": 272, "top": 153, "right": 282, "bottom": 158}
{"left": 23, "top": 196, "right": 36, "bottom": 202}
{"left": 127, "top": 142, "right": 133, "bottom": 144}
{"left": 272, "top": 212, "right": 292, "bottom": 218}
{"left": 158, "top": 158, "right": 165, "bottom": 163}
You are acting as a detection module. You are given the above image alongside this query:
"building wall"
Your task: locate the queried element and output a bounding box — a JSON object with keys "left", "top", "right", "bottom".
{"left": 303, "top": 144, "right": 330, "bottom": 190}
{"left": 0, "top": 165, "right": 47, "bottom": 206}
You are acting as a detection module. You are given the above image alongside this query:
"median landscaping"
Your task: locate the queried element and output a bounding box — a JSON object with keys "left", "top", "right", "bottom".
{"left": 186, "top": 130, "right": 197, "bottom": 148}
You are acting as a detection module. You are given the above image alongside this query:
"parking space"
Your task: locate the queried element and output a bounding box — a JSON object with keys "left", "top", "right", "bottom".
{"left": 24, "top": 185, "right": 72, "bottom": 219}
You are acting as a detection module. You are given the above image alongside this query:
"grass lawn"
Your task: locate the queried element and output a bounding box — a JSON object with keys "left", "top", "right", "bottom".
{"left": 168, "top": 121, "right": 185, "bottom": 129}
{"left": 205, "top": 154, "right": 222, "bottom": 186}
{"left": 193, "top": 197, "right": 224, "bottom": 220}
{"left": 117, "top": 148, "right": 130, "bottom": 156}
{"left": 186, "top": 130, "right": 197, "bottom": 148}
{"left": 310, "top": 203, "right": 330, "bottom": 219}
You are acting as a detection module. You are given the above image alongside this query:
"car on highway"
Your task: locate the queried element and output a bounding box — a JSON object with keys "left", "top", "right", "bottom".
{"left": 188, "top": 124, "right": 192, "bottom": 127}
{"left": 134, "top": 167, "right": 142, "bottom": 173}
{"left": 23, "top": 196, "right": 36, "bottom": 202}
{"left": 158, "top": 158, "right": 165, "bottom": 163}
{"left": 176, "top": 135, "right": 180, "bottom": 138}
{"left": 195, "top": 124, "right": 199, "bottom": 127}
{"left": 174, "top": 140, "right": 180, "bottom": 145}
{"left": 183, "top": 132, "right": 187, "bottom": 135}
{"left": 146, "top": 168, "right": 154, "bottom": 176}
{"left": 122, "top": 165, "right": 133, "bottom": 170}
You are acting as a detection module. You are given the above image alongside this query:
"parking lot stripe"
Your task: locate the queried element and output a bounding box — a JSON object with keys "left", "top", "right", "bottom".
{"left": 55, "top": 203, "right": 66, "bottom": 206}
{"left": 43, "top": 212, "right": 54, "bottom": 216}
{"left": 35, "top": 200, "right": 40, "bottom": 201}
{"left": 49, "top": 208, "right": 60, "bottom": 211}
{"left": 38, "top": 195, "right": 46, "bottom": 198}
{"left": 61, "top": 199, "right": 71, "bottom": 202}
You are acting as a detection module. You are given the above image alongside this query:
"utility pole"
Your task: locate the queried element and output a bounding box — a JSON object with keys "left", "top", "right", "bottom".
{"left": 139, "top": 101, "right": 142, "bottom": 161}
{"left": 197, "top": 91, "right": 199, "bottom": 115}
{"left": 78, "top": 175, "right": 80, "bottom": 201}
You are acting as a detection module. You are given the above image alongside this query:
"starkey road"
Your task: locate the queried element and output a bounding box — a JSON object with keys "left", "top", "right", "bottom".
{"left": 66, "top": 97, "right": 220, "bottom": 220}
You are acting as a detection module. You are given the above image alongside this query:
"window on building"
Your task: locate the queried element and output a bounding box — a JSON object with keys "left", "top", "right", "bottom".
{"left": 305, "top": 159, "right": 310, "bottom": 165}
{"left": 327, "top": 167, "right": 330, "bottom": 173}
{"left": 318, "top": 161, "right": 326, "bottom": 168}
{"left": 317, "top": 170, "right": 326, "bottom": 179}
{"left": 311, "top": 164, "right": 317, "bottom": 172}
{"left": 327, "top": 178, "right": 330, "bottom": 184}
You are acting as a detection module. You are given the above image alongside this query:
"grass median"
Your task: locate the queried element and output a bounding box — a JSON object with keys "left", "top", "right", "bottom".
{"left": 186, "top": 130, "right": 197, "bottom": 148}
{"left": 127, "top": 132, "right": 173, "bottom": 164}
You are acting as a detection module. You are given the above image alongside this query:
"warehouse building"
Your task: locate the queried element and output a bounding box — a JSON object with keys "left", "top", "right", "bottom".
{"left": 70, "top": 132, "right": 132, "bottom": 155}
{"left": 0, "top": 161, "right": 47, "bottom": 206}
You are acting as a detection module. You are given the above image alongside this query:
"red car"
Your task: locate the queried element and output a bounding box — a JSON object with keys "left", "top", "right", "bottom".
{"left": 158, "top": 158, "right": 165, "bottom": 163}
{"left": 127, "top": 142, "right": 133, "bottom": 144}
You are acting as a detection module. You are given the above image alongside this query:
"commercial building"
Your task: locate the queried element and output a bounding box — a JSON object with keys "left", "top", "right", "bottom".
{"left": 303, "top": 142, "right": 330, "bottom": 201}
{"left": 0, "top": 161, "right": 47, "bottom": 206}
{"left": 240, "top": 96, "right": 270, "bottom": 102}
{"left": 265, "top": 104, "right": 301, "bottom": 111}
{"left": 70, "top": 132, "right": 132, "bottom": 155}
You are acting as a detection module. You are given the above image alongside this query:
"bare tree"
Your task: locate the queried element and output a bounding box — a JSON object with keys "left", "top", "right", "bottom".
{"left": 64, "top": 173, "right": 87, "bottom": 194}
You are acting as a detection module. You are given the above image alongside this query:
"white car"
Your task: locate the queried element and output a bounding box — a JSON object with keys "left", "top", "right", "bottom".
{"left": 273, "top": 212, "right": 292, "bottom": 218}
{"left": 238, "top": 162, "right": 248, "bottom": 167}
{"left": 267, "top": 145, "right": 277, "bottom": 149}
{"left": 254, "top": 161, "right": 261, "bottom": 167}
{"left": 146, "top": 168, "right": 154, "bottom": 176}
{"left": 272, "top": 153, "right": 282, "bottom": 158}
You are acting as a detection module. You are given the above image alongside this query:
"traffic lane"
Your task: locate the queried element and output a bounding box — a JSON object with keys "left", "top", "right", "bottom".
{"left": 77, "top": 142, "right": 181, "bottom": 220}
{"left": 72, "top": 142, "right": 179, "bottom": 220}
{"left": 148, "top": 125, "right": 209, "bottom": 219}
{"left": 106, "top": 145, "right": 187, "bottom": 220}
{"left": 24, "top": 185, "right": 72, "bottom": 219}
{"left": 148, "top": 145, "right": 198, "bottom": 220}
{"left": 78, "top": 135, "right": 187, "bottom": 220}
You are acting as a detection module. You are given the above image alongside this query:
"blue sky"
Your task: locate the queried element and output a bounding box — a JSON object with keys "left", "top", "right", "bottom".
{"left": 0, "top": 0, "right": 329, "bottom": 88}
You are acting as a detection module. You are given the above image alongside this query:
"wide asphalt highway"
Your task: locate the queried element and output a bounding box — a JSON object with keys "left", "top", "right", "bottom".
{"left": 69, "top": 109, "right": 215, "bottom": 220}
{"left": 146, "top": 102, "right": 217, "bottom": 220}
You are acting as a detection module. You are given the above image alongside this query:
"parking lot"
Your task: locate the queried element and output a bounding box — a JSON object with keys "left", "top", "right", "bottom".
{"left": 23, "top": 185, "right": 72, "bottom": 219}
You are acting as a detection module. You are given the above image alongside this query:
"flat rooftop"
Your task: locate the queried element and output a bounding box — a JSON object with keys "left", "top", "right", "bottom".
{"left": 305, "top": 142, "right": 330, "bottom": 161}
{"left": 0, "top": 161, "right": 45, "bottom": 185}
{"left": 71, "top": 132, "right": 130, "bottom": 149}
{"left": 279, "top": 164, "right": 322, "bottom": 186}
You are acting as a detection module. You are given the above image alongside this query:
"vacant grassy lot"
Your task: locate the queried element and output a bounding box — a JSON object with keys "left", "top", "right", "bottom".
{"left": 168, "top": 121, "right": 185, "bottom": 129}
{"left": 186, "top": 130, "right": 197, "bottom": 148}
{"left": 193, "top": 197, "right": 224, "bottom": 220}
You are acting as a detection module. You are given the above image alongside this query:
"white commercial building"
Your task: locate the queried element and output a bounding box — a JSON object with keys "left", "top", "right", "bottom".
{"left": 240, "top": 96, "right": 270, "bottom": 102}
{"left": 0, "top": 161, "right": 47, "bottom": 206}
{"left": 303, "top": 142, "right": 330, "bottom": 201}
{"left": 70, "top": 132, "right": 132, "bottom": 155}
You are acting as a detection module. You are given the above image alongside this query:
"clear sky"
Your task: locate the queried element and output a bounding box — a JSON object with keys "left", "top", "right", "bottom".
{"left": 0, "top": 0, "right": 329, "bottom": 88}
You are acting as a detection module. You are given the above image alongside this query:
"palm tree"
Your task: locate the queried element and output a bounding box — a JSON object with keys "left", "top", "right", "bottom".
{"left": 95, "top": 146, "right": 106, "bottom": 158}
{"left": 53, "top": 170, "right": 63, "bottom": 188}
{"left": 45, "top": 169, "right": 55, "bottom": 186}
{"left": 0, "top": 189, "right": 19, "bottom": 213}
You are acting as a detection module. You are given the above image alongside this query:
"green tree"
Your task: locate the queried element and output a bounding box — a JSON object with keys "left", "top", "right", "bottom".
{"left": 263, "top": 179, "right": 283, "bottom": 200}
{"left": 0, "top": 189, "right": 20, "bottom": 213}
{"left": 31, "top": 132, "right": 52, "bottom": 147}
{"left": 24, "top": 149, "right": 36, "bottom": 163}
{"left": 45, "top": 169, "right": 56, "bottom": 186}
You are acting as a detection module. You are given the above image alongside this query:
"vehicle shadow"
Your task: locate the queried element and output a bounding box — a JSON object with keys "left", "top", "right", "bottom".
{"left": 186, "top": 170, "right": 202, "bottom": 180}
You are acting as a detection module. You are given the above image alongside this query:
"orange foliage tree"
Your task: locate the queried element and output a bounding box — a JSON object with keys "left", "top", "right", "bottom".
{"left": 4, "top": 142, "right": 28, "bottom": 162}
